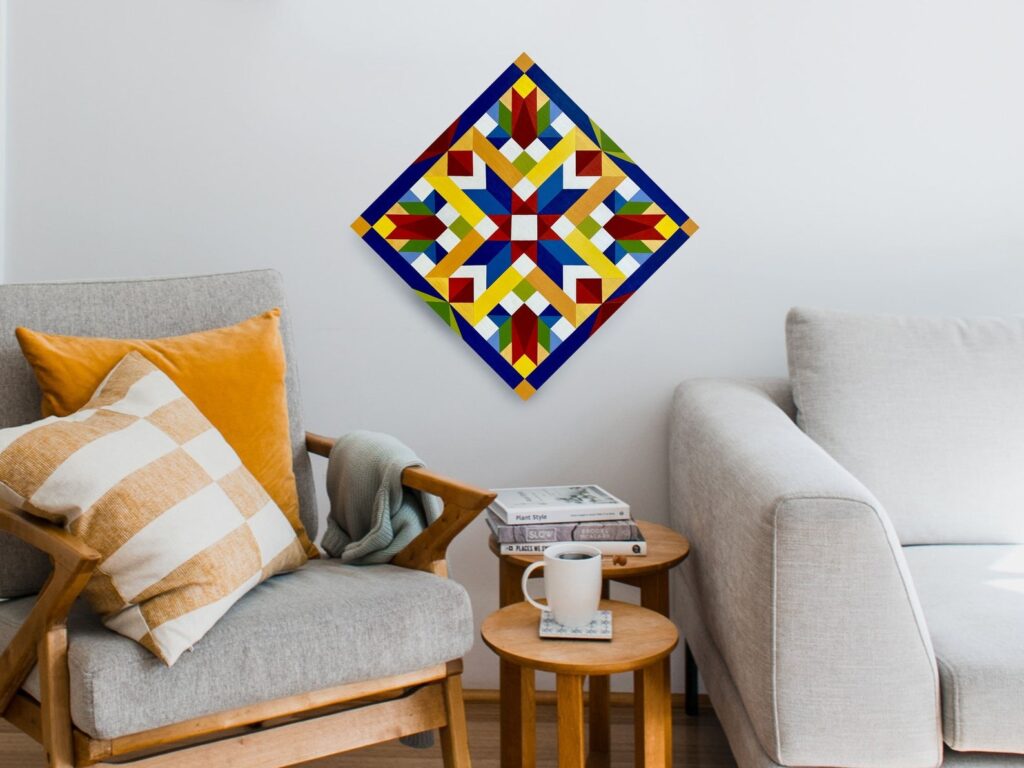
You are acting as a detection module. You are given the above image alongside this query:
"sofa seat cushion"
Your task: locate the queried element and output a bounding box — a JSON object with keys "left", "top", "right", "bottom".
{"left": 0, "top": 560, "right": 473, "bottom": 739}
{"left": 903, "top": 544, "right": 1024, "bottom": 753}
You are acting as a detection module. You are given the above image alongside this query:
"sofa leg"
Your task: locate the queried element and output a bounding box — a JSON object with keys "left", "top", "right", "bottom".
{"left": 439, "top": 674, "right": 471, "bottom": 768}
{"left": 684, "top": 641, "right": 700, "bottom": 717}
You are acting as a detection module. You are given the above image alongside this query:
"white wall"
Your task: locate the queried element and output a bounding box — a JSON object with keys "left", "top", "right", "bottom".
{"left": 4, "top": 0, "right": 1024, "bottom": 692}
{"left": 0, "top": 0, "right": 7, "bottom": 283}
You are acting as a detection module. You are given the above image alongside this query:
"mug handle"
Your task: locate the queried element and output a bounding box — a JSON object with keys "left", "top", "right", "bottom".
{"left": 521, "top": 561, "right": 548, "bottom": 611}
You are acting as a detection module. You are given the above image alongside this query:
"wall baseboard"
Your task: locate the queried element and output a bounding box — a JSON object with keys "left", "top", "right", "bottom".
{"left": 463, "top": 688, "right": 713, "bottom": 712}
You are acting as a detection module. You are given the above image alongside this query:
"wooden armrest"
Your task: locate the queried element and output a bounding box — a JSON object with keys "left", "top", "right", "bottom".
{"left": 0, "top": 507, "right": 100, "bottom": 571}
{"left": 304, "top": 432, "right": 496, "bottom": 575}
{"left": 391, "top": 466, "right": 496, "bottom": 574}
{"left": 306, "top": 432, "right": 335, "bottom": 458}
{"left": 399, "top": 465, "right": 495, "bottom": 511}
{"left": 0, "top": 507, "right": 99, "bottom": 713}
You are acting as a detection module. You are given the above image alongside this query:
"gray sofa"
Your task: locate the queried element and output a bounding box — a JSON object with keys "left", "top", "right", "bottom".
{"left": 670, "top": 307, "right": 1024, "bottom": 768}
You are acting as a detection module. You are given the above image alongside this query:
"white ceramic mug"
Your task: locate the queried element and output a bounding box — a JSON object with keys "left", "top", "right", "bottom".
{"left": 521, "top": 543, "right": 602, "bottom": 628}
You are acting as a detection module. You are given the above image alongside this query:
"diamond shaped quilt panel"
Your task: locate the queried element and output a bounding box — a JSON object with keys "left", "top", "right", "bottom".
{"left": 353, "top": 54, "right": 697, "bottom": 400}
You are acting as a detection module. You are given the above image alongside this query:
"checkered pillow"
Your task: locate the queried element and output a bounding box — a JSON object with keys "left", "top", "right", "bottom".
{"left": 0, "top": 352, "right": 308, "bottom": 665}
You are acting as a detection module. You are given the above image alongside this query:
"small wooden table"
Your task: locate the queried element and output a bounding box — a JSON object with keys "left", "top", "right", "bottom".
{"left": 489, "top": 520, "right": 690, "bottom": 767}
{"left": 482, "top": 600, "right": 678, "bottom": 768}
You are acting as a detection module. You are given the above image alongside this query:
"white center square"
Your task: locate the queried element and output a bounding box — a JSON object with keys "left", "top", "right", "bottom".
{"left": 512, "top": 254, "right": 536, "bottom": 276}
{"left": 511, "top": 215, "right": 538, "bottom": 242}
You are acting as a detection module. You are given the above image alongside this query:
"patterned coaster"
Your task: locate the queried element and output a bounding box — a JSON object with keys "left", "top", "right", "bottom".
{"left": 538, "top": 610, "right": 612, "bottom": 641}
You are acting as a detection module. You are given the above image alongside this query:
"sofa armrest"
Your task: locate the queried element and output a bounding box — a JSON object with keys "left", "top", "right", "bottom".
{"left": 670, "top": 380, "right": 941, "bottom": 768}
{"left": 305, "top": 433, "right": 496, "bottom": 575}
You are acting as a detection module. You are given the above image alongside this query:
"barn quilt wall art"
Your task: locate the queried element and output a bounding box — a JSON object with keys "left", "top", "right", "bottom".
{"left": 353, "top": 53, "right": 697, "bottom": 400}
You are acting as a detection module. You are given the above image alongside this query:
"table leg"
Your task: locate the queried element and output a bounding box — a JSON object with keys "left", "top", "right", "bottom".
{"left": 638, "top": 571, "right": 670, "bottom": 616}
{"left": 500, "top": 661, "right": 535, "bottom": 768}
{"left": 635, "top": 659, "right": 671, "bottom": 768}
{"left": 556, "top": 673, "right": 586, "bottom": 768}
{"left": 499, "top": 557, "right": 526, "bottom": 608}
{"left": 589, "top": 582, "right": 612, "bottom": 764}
{"left": 499, "top": 558, "right": 534, "bottom": 768}
{"left": 638, "top": 573, "right": 672, "bottom": 762}
{"left": 685, "top": 641, "right": 700, "bottom": 717}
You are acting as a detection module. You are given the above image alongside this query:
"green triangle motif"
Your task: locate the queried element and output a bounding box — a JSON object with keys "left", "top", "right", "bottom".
{"left": 400, "top": 239, "right": 433, "bottom": 253}
{"left": 499, "top": 103, "right": 513, "bottom": 134}
{"left": 416, "top": 291, "right": 461, "bottom": 335}
{"left": 537, "top": 319, "right": 550, "bottom": 351}
{"left": 618, "top": 201, "right": 652, "bottom": 214}
{"left": 589, "top": 120, "right": 632, "bottom": 163}
{"left": 499, "top": 318, "right": 512, "bottom": 350}
{"left": 399, "top": 201, "right": 432, "bottom": 215}
{"left": 537, "top": 101, "right": 551, "bottom": 133}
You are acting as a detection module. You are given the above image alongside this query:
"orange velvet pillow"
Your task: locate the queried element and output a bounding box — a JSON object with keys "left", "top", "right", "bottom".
{"left": 15, "top": 309, "right": 317, "bottom": 558}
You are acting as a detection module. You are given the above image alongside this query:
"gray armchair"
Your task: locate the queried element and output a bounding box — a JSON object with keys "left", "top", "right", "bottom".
{"left": 0, "top": 270, "right": 494, "bottom": 768}
{"left": 670, "top": 308, "right": 1024, "bottom": 768}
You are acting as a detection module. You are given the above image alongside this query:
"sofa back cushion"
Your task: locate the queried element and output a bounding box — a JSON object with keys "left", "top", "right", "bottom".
{"left": 786, "top": 307, "right": 1024, "bottom": 545}
{"left": 0, "top": 271, "right": 317, "bottom": 597}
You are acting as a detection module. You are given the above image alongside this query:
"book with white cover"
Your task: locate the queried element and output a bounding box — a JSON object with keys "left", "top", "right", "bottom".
{"left": 491, "top": 485, "right": 629, "bottom": 524}
{"left": 499, "top": 532, "right": 646, "bottom": 556}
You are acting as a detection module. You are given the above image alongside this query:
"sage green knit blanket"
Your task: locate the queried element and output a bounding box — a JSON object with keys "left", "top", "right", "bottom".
{"left": 319, "top": 431, "right": 442, "bottom": 564}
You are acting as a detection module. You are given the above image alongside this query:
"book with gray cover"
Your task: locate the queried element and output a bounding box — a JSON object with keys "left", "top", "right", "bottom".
{"left": 486, "top": 510, "right": 638, "bottom": 543}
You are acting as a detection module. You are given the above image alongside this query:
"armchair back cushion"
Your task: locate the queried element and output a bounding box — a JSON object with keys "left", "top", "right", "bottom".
{"left": 787, "top": 307, "right": 1024, "bottom": 545}
{"left": 0, "top": 271, "right": 317, "bottom": 597}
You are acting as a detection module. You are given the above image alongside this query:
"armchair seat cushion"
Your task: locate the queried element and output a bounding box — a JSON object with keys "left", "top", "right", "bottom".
{"left": 0, "top": 560, "right": 473, "bottom": 739}
{"left": 903, "top": 544, "right": 1024, "bottom": 754}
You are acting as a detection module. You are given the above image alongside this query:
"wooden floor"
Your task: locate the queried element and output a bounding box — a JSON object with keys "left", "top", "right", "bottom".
{"left": 0, "top": 700, "right": 736, "bottom": 768}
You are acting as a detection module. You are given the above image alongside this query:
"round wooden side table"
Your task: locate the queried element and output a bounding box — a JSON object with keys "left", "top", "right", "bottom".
{"left": 488, "top": 520, "right": 690, "bottom": 767}
{"left": 482, "top": 600, "right": 678, "bottom": 768}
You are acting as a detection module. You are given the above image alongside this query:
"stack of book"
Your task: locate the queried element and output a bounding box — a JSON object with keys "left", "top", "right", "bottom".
{"left": 487, "top": 485, "right": 646, "bottom": 556}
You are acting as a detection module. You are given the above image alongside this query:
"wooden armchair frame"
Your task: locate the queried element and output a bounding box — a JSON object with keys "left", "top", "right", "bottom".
{"left": 0, "top": 432, "right": 496, "bottom": 768}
